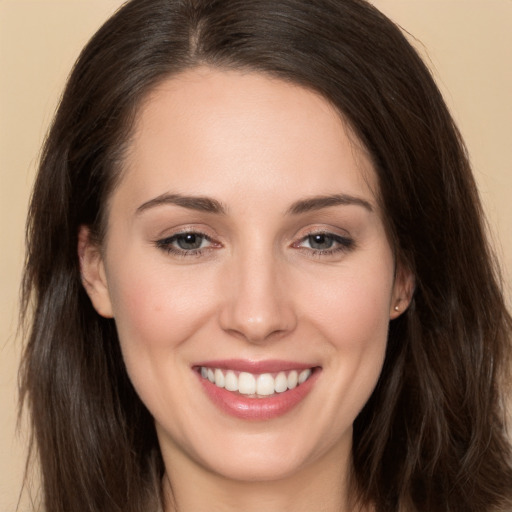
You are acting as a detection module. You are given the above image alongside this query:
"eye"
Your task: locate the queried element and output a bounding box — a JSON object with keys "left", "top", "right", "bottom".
{"left": 155, "top": 231, "right": 217, "bottom": 257}
{"left": 173, "top": 233, "right": 208, "bottom": 250}
{"left": 306, "top": 233, "right": 336, "bottom": 250}
{"left": 295, "top": 231, "right": 354, "bottom": 256}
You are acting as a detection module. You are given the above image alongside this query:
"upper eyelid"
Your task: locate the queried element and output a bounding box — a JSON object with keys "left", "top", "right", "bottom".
{"left": 292, "top": 225, "right": 352, "bottom": 240}
{"left": 155, "top": 226, "right": 217, "bottom": 241}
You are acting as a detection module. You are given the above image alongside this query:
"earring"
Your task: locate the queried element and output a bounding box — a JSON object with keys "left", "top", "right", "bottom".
{"left": 394, "top": 305, "right": 400, "bottom": 312}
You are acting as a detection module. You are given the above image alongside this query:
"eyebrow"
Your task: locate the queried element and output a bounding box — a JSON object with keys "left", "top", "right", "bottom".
{"left": 135, "top": 192, "right": 373, "bottom": 216}
{"left": 136, "top": 193, "right": 227, "bottom": 215}
{"left": 286, "top": 194, "right": 374, "bottom": 215}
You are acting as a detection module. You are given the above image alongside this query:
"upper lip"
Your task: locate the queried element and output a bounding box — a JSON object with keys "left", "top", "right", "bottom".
{"left": 193, "top": 359, "right": 318, "bottom": 374}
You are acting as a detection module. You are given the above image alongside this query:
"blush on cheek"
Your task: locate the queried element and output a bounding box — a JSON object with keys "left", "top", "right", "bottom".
{"left": 312, "top": 284, "right": 391, "bottom": 348}
{"left": 110, "top": 268, "right": 216, "bottom": 354}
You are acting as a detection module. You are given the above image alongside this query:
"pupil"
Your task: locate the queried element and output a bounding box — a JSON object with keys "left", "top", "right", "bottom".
{"left": 309, "top": 234, "right": 333, "bottom": 250}
{"left": 177, "top": 234, "right": 202, "bottom": 250}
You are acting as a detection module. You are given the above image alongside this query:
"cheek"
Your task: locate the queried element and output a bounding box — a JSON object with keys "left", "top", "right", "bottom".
{"left": 305, "top": 255, "right": 394, "bottom": 350}
{"left": 301, "top": 251, "right": 394, "bottom": 409}
{"left": 106, "top": 258, "right": 218, "bottom": 362}
{"left": 104, "top": 258, "right": 224, "bottom": 430}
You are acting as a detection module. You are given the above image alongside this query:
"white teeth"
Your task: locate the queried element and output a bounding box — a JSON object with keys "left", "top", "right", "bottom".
{"left": 298, "top": 368, "right": 312, "bottom": 384}
{"left": 256, "top": 373, "right": 275, "bottom": 396}
{"left": 225, "top": 370, "right": 238, "bottom": 391}
{"left": 238, "top": 372, "right": 256, "bottom": 395}
{"left": 275, "top": 372, "right": 288, "bottom": 393}
{"left": 214, "top": 368, "right": 225, "bottom": 388}
{"left": 287, "top": 370, "right": 298, "bottom": 389}
{"left": 200, "top": 366, "right": 314, "bottom": 396}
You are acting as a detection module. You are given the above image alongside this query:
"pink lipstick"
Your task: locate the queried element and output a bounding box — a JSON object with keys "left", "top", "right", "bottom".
{"left": 194, "top": 359, "right": 320, "bottom": 420}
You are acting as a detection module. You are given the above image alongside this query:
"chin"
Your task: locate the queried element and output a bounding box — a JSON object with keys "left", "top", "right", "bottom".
{"left": 202, "top": 450, "right": 311, "bottom": 483}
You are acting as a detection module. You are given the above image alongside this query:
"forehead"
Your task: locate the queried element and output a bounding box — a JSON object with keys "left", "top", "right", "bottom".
{"left": 115, "top": 66, "right": 378, "bottom": 213}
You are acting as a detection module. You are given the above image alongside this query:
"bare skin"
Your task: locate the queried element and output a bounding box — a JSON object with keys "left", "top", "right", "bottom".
{"left": 80, "top": 67, "right": 412, "bottom": 512}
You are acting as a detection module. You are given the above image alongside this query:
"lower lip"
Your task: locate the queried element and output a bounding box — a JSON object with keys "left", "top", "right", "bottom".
{"left": 196, "top": 369, "right": 320, "bottom": 420}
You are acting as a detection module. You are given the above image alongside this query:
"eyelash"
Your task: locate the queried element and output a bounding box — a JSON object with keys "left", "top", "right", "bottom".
{"left": 293, "top": 231, "right": 355, "bottom": 257}
{"left": 155, "top": 231, "right": 217, "bottom": 258}
{"left": 154, "top": 230, "right": 355, "bottom": 259}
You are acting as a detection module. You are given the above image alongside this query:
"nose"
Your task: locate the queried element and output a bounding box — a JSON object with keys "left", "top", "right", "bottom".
{"left": 218, "top": 248, "right": 297, "bottom": 344}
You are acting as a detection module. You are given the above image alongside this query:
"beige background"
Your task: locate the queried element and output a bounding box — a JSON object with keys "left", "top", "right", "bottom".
{"left": 1, "top": 1, "right": 510, "bottom": 510}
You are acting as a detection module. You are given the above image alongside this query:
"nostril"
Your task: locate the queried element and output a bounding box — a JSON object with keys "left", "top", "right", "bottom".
{"left": 219, "top": 305, "right": 297, "bottom": 343}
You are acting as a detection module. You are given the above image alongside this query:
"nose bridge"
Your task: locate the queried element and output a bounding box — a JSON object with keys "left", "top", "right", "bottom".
{"left": 219, "top": 241, "right": 296, "bottom": 343}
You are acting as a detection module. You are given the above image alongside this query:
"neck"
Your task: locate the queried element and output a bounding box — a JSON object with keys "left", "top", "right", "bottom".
{"left": 161, "top": 440, "right": 363, "bottom": 512}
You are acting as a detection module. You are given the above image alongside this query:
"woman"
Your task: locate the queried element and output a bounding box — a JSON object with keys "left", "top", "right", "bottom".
{"left": 20, "top": 0, "right": 512, "bottom": 511}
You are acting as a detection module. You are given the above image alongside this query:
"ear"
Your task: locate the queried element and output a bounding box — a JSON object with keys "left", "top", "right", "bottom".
{"left": 389, "top": 263, "right": 415, "bottom": 320}
{"left": 78, "top": 226, "right": 114, "bottom": 318}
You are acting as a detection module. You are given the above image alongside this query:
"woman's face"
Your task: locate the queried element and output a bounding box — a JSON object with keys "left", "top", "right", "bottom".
{"left": 81, "top": 67, "right": 411, "bottom": 483}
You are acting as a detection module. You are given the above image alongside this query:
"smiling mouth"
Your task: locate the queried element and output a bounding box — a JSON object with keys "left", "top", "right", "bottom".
{"left": 197, "top": 366, "right": 315, "bottom": 398}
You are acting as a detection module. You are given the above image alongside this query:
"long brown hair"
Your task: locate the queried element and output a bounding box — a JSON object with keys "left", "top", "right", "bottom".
{"left": 20, "top": 1, "right": 512, "bottom": 511}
